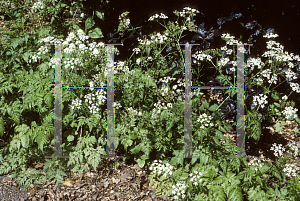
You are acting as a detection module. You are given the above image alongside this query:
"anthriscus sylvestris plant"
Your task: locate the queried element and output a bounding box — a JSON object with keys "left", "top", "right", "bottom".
{"left": 0, "top": 3, "right": 299, "bottom": 200}
{"left": 136, "top": 7, "right": 300, "bottom": 201}
{"left": 49, "top": 6, "right": 300, "bottom": 201}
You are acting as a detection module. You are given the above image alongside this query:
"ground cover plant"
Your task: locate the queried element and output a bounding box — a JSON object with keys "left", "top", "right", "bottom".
{"left": 0, "top": 1, "right": 300, "bottom": 200}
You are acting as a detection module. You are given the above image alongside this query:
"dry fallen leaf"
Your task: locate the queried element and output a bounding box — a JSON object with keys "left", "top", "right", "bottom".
{"left": 63, "top": 179, "right": 75, "bottom": 187}
{"left": 34, "top": 162, "right": 44, "bottom": 169}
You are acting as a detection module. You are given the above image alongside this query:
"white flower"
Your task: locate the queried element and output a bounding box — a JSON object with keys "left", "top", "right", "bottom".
{"left": 270, "top": 143, "right": 285, "bottom": 157}
{"left": 148, "top": 13, "right": 168, "bottom": 21}
{"left": 282, "top": 95, "right": 288, "bottom": 101}
{"left": 89, "top": 81, "right": 94, "bottom": 91}
{"left": 31, "top": 0, "right": 45, "bottom": 13}
{"left": 263, "top": 33, "right": 279, "bottom": 38}
{"left": 92, "top": 48, "right": 100, "bottom": 56}
{"left": 80, "top": 13, "right": 84, "bottom": 18}
{"left": 253, "top": 94, "right": 268, "bottom": 109}
{"left": 283, "top": 163, "right": 299, "bottom": 178}
{"left": 288, "top": 141, "right": 299, "bottom": 157}
{"left": 136, "top": 58, "right": 141, "bottom": 64}
{"left": 282, "top": 106, "right": 298, "bottom": 120}
{"left": 133, "top": 48, "right": 141, "bottom": 54}
{"left": 221, "top": 46, "right": 227, "bottom": 51}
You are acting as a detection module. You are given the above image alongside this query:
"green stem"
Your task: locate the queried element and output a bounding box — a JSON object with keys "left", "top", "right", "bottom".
{"left": 214, "top": 95, "right": 231, "bottom": 113}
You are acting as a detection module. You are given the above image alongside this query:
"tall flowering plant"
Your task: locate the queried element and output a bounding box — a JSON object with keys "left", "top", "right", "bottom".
{"left": 139, "top": 8, "right": 300, "bottom": 201}
{"left": 24, "top": 5, "right": 300, "bottom": 200}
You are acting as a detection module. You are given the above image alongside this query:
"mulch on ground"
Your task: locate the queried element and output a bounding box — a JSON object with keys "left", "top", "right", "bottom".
{"left": 0, "top": 156, "right": 176, "bottom": 201}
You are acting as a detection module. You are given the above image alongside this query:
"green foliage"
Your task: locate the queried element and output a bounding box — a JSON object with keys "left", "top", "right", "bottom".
{"left": 0, "top": 3, "right": 299, "bottom": 200}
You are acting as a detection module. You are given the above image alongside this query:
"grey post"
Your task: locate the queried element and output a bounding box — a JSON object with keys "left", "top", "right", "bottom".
{"left": 46, "top": 42, "right": 123, "bottom": 159}
{"left": 176, "top": 42, "right": 253, "bottom": 160}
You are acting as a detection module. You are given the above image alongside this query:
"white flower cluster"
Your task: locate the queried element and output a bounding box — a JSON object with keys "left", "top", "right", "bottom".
{"left": 282, "top": 106, "right": 298, "bottom": 120}
{"left": 148, "top": 13, "right": 168, "bottom": 21}
{"left": 159, "top": 76, "right": 176, "bottom": 84}
{"left": 171, "top": 183, "right": 187, "bottom": 200}
{"left": 189, "top": 170, "right": 203, "bottom": 186}
{"left": 229, "top": 60, "right": 237, "bottom": 72}
{"left": 259, "top": 69, "right": 278, "bottom": 85}
{"left": 137, "top": 32, "right": 169, "bottom": 46}
{"left": 126, "top": 107, "right": 142, "bottom": 116}
{"left": 170, "top": 79, "right": 185, "bottom": 96}
{"left": 238, "top": 47, "right": 247, "bottom": 53}
{"left": 37, "top": 46, "right": 49, "bottom": 55}
{"left": 218, "top": 57, "right": 230, "bottom": 67}
{"left": 151, "top": 100, "right": 172, "bottom": 118}
{"left": 114, "top": 101, "right": 122, "bottom": 110}
{"left": 149, "top": 32, "right": 169, "bottom": 44}
{"left": 118, "top": 11, "right": 131, "bottom": 33}
{"left": 28, "top": 37, "right": 62, "bottom": 64}
{"left": 247, "top": 157, "right": 263, "bottom": 171}
{"left": 221, "top": 33, "right": 243, "bottom": 45}
{"left": 283, "top": 163, "right": 299, "bottom": 178}
{"left": 284, "top": 68, "right": 298, "bottom": 82}
{"left": 70, "top": 89, "right": 107, "bottom": 114}
{"left": 136, "top": 58, "right": 141, "bottom": 65}
{"left": 270, "top": 143, "right": 286, "bottom": 157}
{"left": 197, "top": 113, "right": 214, "bottom": 129}
{"left": 102, "top": 62, "right": 134, "bottom": 81}
{"left": 263, "top": 33, "right": 279, "bottom": 38}
{"left": 245, "top": 57, "right": 264, "bottom": 71}
{"left": 173, "top": 7, "right": 200, "bottom": 19}
{"left": 89, "top": 81, "right": 94, "bottom": 91}
{"left": 28, "top": 55, "right": 41, "bottom": 64}
{"left": 114, "top": 61, "right": 134, "bottom": 75}
{"left": 92, "top": 73, "right": 106, "bottom": 87}
{"left": 161, "top": 85, "right": 172, "bottom": 97}
{"left": 132, "top": 47, "right": 141, "bottom": 54}
{"left": 221, "top": 46, "right": 233, "bottom": 56}
{"left": 289, "top": 83, "right": 300, "bottom": 93}
{"left": 252, "top": 94, "right": 268, "bottom": 109}
{"left": 192, "top": 50, "right": 213, "bottom": 62}
{"left": 71, "top": 99, "right": 82, "bottom": 110}
{"left": 31, "top": 0, "right": 44, "bottom": 13}
{"left": 84, "top": 90, "right": 107, "bottom": 114}
{"left": 149, "top": 160, "right": 174, "bottom": 177}
{"left": 62, "top": 58, "right": 80, "bottom": 70}
{"left": 31, "top": 29, "right": 105, "bottom": 72}
{"left": 288, "top": 141, "right": 299, "bottom": 157}
{"left": 62, "top": 29, "right": 91, "bottom": 54}
{"left": 282, "top": 95, "right": 288, "bottom": 101}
